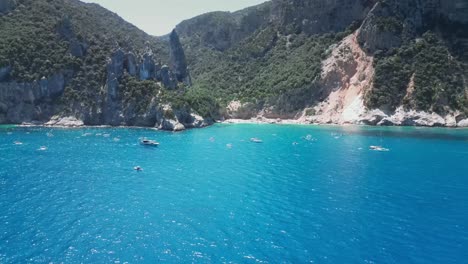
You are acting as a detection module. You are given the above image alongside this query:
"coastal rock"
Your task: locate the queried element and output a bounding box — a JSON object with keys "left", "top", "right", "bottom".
{"left": 226, "top": 100, "right": 258, "bottom": 119}
{"left": 458, "top": 119, "right": 468, "bottom": 127}
{"left": 377, "top": 107, "right": 447, "bottom": 127}
{"left": 45, "top": 116, "right": 84, "bottom": 127}
{"left": 445, "top": 114, "right": 458, "bottom": 127}
{"left": 0, "top": 72, "right": 66, "bottom": 124}
{"left": 159, "top": 118, "right": 186, "bottom": 131}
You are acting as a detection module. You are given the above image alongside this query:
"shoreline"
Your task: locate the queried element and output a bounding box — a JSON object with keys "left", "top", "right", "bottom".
{"left": 220, "top": 118, "right": 468, "bottom": 129}
{"left": 3, "top": 118, "right": 466, "bottom": 131}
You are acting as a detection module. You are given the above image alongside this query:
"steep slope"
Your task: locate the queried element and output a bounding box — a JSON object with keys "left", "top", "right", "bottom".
{"left": 1, "top": 0, "right": 467, "bottom": 128}
{"left": 177, "top": 0, "right": 468, "bottom": 126}
{"left": 177, "top": 0, "right": 375, "bottom": 117}
{"left": 0, "top": 0, "right": 210, "bottom": 130}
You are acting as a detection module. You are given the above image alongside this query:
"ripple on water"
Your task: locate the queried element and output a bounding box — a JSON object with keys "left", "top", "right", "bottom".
{"left": 0, "top": 125, "right": 467, "bottom": 263}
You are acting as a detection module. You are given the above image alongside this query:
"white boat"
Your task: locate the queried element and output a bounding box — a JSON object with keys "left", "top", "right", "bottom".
{"left": 250, "top": 137, "right": 263, "bottom": 143}
{"left": 370, "top": 145, "right": 389, "bottom": 152}
{"left": 38, "top": 146, "right": 47, "bottom": 151}
{"left": 140, "top": 138, "right": 160, "bottom": 146}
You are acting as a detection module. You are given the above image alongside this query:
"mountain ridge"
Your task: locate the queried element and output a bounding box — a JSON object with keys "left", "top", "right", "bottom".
{"left": 0, "top": 0, "right": 467, "bottom": 129}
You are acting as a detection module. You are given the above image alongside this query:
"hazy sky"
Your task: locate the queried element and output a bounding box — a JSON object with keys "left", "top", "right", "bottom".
{"left": 81, "top": 0, "right": 268, "bottom": 36}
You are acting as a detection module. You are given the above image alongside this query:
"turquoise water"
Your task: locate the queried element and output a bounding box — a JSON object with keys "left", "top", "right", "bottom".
{"left": 0, "top": 124, "right": 467, "bottom": 263}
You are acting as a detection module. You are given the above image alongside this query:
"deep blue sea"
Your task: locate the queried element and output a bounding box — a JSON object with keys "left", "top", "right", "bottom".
{"left": 0, "top": 124, "right": 467, "bottom": 263}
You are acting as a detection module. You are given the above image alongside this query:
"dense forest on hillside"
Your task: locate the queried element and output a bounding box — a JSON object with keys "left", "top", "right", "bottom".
{"left": 1, "top": 0, "right": 467, "bottom": 127}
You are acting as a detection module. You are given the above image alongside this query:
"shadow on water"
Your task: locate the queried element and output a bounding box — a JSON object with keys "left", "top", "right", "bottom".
{"left": 336, "top": 126, "right": 468, "bottom": 142}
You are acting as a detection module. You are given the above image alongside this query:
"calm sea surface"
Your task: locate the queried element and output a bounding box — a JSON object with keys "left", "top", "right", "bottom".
{"left": 0, "top": 124, "right": 467, "bottom": 263}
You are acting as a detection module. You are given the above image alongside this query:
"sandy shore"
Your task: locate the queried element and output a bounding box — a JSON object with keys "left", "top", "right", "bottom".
{"left": 221, "top": 118, "right": 309, "bottom": 125}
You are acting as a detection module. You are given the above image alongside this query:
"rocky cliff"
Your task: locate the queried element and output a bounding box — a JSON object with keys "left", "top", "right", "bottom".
{"left": 1, "top": 0, "right": 467, "bottom": 129}
{"left": 178, "top": 0, "right": 468, "bottom": 127}
{"left": 0, "top": 0, "right": 209, "bottom": 131}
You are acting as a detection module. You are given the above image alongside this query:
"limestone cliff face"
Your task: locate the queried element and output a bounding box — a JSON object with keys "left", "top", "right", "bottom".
{"left": 271, "top": 0, "right": 375, "bottom": 34}
{"left": 0, "top": 0, "right": 199, "bottom": 130}
{"left": 169, "top": 30, "right": 191, "bottom": 85}
{"left": 2, "top": 0, "right": 467, "bottom": 128}
{"left": 358, "top": 0, "right": 468, "bottom": 53}
{"left": 176, "top": 0, "right": 374, "bottom": 50}
{"left": 0, "top": 73, "right": 66, "bottom": 124}
{"left": 100, "top": 48, "right": 190, "bottom": 127}
{"left": 357, "top": 2, "right": 404, "bottom": 52}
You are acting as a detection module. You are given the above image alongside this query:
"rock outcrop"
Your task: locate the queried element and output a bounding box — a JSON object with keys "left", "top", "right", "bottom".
{"left": 357, "top": 2, "right": 403, "bottom": 52}
{"left": 124, "top": 52, "right": 138, "bottom": 76}
{"left": 0, "top": 73, "right": 66, "bottom": 124}
{"left": 157, "top": 105, "right": 211, "bottom": 131}
{"left": 104, "top": 49, "right": 125, "bottom": 125}
{"left": 169, "top": 30, "right": 191, "bottom": 85}
{"left": 160, "top": 65, "right": 177, "bottom": 89}
{"left": 139, "top": 52, "right": 156, "bottom": 80}
{"left": 45, "top": 116, "right": 84, "bottom": 127}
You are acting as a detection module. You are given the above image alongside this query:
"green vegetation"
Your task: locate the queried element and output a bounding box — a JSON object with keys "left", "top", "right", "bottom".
{"left": 186, "top": 28, "right": 341, "bottom": 113}
{"left": 367, "top": 32, "right": 467, "bottom": 114}
{"left": 0, "top": 0, "right": 168, "bottom": 111}
{"left": 120, "top": 74, "right": 161, "bottom": 114}
{"left": 2, "top": 0, "right": 466, "bottom": 123}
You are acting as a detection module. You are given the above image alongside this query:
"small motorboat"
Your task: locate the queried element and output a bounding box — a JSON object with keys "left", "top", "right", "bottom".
{"left": 250, "top": 137, "right": 263, "bottom": 143}
{"left": 38, "top": 146, "right": 47, "bottom": 151}
{"left": 14, "top": 141, "right": 23, "bottom": 145}
{"left": 134, "top": 166, "right": 143, "bottom": 171}
{"left": 370, "top": 145, "right": 389, "bottom": 152}
{"left": 140, "top": 138, "right": 160, "bottom": 146}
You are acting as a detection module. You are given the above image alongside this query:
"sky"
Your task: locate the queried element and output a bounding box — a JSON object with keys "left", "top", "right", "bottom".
{"left": 81, "top": 0, "right": 268, "bottom": 36}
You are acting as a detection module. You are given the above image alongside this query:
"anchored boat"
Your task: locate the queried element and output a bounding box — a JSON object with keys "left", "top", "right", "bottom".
{"left": 140, "top": 138, "right": 160, "bottom": 147}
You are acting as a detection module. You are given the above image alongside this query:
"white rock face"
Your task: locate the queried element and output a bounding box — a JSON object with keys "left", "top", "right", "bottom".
{"left": 378, "top": 107, "right": 445, "bottom": 127}
{"left": 45, "top": 116, "right": 84, "bottom": 127}
{"left": 300, "top": 30, "right": 467, "bottom": 128}
{"left": 310, "top": 32, "right": 374, "bottom": 125}
{"left": 159, "top": 118, "right": 185, "bottom": 131}
{"left": 458, "top": 119, "right": 468, "bottom": 127}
